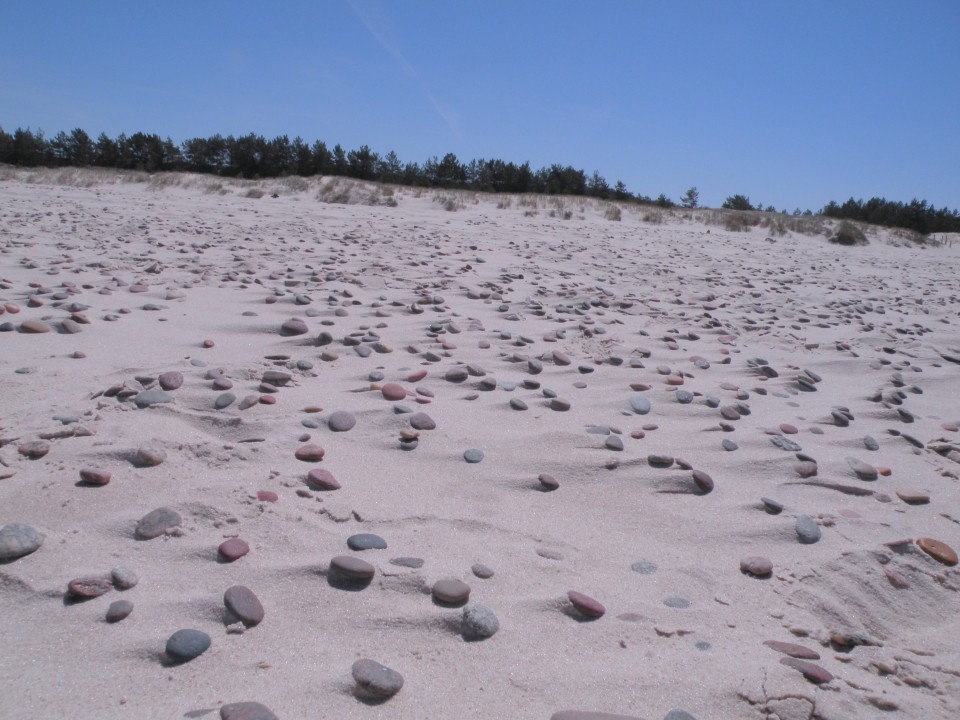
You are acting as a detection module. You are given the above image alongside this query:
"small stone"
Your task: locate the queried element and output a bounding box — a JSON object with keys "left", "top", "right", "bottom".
{"left": 19, "top": 320, "right": 52, "bottom": 333}
{"left": 847, "top": 458, "right": 878, "bottom": 481}
{"left": 433, "top": 577, "right": 471, "bottom": 604}
{"left": 219, "top": 538, "right": 250, "bottom": 561}
{"left": 79, "top": 467, "right": 112, "bottom": 486}
{"left": 664, "top": 596, "right": 690, "bottom": 609}
{"left": 605, "top": 435, "right": 624, "bottom": 451}
{"left": 352, "top": 658, "right": 404, "bottom": 698}
{"left": 539, "top": 473, "right": 559, "bottom": 490}
{"left": 692, "top": 470, "right": 714, "bottom": 494}
{"left": 165, "top": 629, "right": 211, "bottom": 662}
{"left": 864, "top": 435, "right": 880, "bottom": 451}
{"left": 215, "top": 392, "right": 236, "bottom": 409}
{"left": 256, "top": 490, "right": 278, "bottom": 502}
{"left": 630, "top": 560, "right": 657, "bottom": 575}
{"left": 280, "top": 318, "right": 308, "bottom": 335}
{"left": 794, "top": 461, "right": 818, "bottom": 478}
{"left": 780, "top": 657, "right": 833, "bottom": 684}
{"left": 740, "top": 556, "right": 773, "bottom": 577}
{"left": 105, "top": 599, "right": 134, "bottom": 623}
{"left": 779, "top": 423, "right": 799, "bottom": 434}
{"left": 567, "top": 590, "right": 605, "bottom": 618}
{"left": 133, "top": 389, "right": 174, "bottom": 408}
{"left": 224, "top": 585, "right": 265, "bottom": 626}
{"left": 409, "top": 412, "right": 436, "bottom": 430}
{"left": 135, "top": 507, "right": 182, "bottom": 540}
{"left": 510, "top": 398, "right": 528, "bottom": 411}
{"left": 551, "top": 713, "right": 642, "bottom": 720}
{"left": 68, "top": 576, "right": 113, "bottom": 599}
{"left": 111, "top": 566, "right": 139, "bottom": 589}
{"left": 795, "top": 515, "right": 821, "bottom": 544}
{"left": 220, "top": 702, "right": 279, "bottom": 720}
{"left": 347, "top": 533, "right": 387, "bottom": 550}
{"left": 761, "top": 497, "right": 784, "bottom": 514}
{"left": 550, "top": 398, "right": 571, "bottom": 411}
{"left": 721, "top": 439, "right": 738, "bottom": 451}
{"left": 381, "top": 383, "right": 407, "bottom": 400}
{"left": 896, "top": 490, "right": 929, "bottom": 504}
{"left": 18, "top": 441, "right": 50, "bottom": 459}
{"left": 648, "top": 454, "right": 674, "bottom": 468}
{"left": 261, "top": 370, "right": 292, "bottom": 386}
{"left": 306, "top": 468, "right": 340, "bottom": 490}
{"left": 294, "top": 444, "right": 325, "bottom": 462}
{"left": 675, "top": 390, "right": 694, "bottom": 404}
{"left": 471, "top": 563, "right": 495, "bottom": 578}
{"left": 916, "top": 538, "right": 958, "bottom": 566}
{"left": 330, "top": 555, "right": 375, "bottom": 580}
{"left": 134, "top": 444, "right": 166, "bottom": 467}
{"left": 463, "top": 448, "right": 484, "bottom": 463}
{"left": 158, "top": 371, "right": 183, "bottom": 390}
{"left": 629, "top": 394, "right": 651, "bottom": 414}
{"left": 664, "top": 711, "right": 698, "bottom": 720}
{"left": 720, "top": 405, "right": 741, "bottom": 421}
{"left": 462, "top": 603, "right": 499, "bottom": 639}
{"left": 764, "top": 640, "right": 820, "bottom": 659}
{"left": 327, "top": 410, "right": 356, "bottom": 432}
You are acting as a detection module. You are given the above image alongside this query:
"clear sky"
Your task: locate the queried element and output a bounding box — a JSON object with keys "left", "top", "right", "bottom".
{"left": 2, "top": 1, "right": 958, "bottom": 211}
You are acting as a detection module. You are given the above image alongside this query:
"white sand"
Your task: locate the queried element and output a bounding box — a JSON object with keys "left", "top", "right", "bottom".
{"left": 2, "top": 167, "right": 960, "bottom": 720}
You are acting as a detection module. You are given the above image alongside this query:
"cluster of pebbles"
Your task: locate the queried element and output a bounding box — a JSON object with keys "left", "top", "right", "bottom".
{"left": 2, "top": 173, "right": 960, "bottom": 719}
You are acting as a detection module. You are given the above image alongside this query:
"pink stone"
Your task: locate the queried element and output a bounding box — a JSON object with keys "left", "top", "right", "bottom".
{"left": 259, "top": 395, "right": 276, "bottom": 405}
{"left": 202, "top": 339, "right": 215, "bottom": 348}
{"left": 539, "top": 473, "right": 559, "bottom": 490}
{"left": 256, "top": 490, "right": 278, "bottom": 502}
{"left": 764, "top": 640, "right": 820, "bottom": 659}
{"left": 307, "top": 468, "right": 341, "bottom": 490}
{"left": 18, "top": 441, "right": 50, "bottom": 459}
{"left": 567, "top": 590, "right": 605, "bottom": 618}
{"left": 158, "top": 371, "right": 183, "bottom": 390}
{"left": 295, "top": 444, "right": 325, "bottom": 462}
{"left": 68, "top": 576, "right": 112, "bottom": 599}
{"left": 780, "top": 657, "right": 834, "bottom": 684}
{"left": 218, "top": 538, "right": 250, "bottom": 561}
{"left": 740, "top": 556, "right": 773, "bottom": 577}
{"left": 79, "top": 468, "right": 111, "bottom": 486}
{"left": 381, "top": 383, "right": 407, "bottom": 401}
{"left": 779, "top": 423, "right": 799, "bottom": 434}
{"left": 692, "top": 470, "right": 714, "bottom": 494}
{"left": 406, "top": 370, "right": 428, "bottom": 382}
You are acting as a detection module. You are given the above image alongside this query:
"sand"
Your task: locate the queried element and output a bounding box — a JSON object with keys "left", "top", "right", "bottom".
{"left": 1, "top": 166, "right": 959, "bottom": 720}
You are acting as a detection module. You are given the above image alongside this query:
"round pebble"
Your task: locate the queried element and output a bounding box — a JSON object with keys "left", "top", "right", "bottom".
{"left": 630, "top": 560, "right": 657, "bottom": 575}
{"left": 135, "top": 507, "right": 182, "bottom": 540}
{"left": 916, "top": 538, "right": 958, "bottom": 566}
{"left": 219, "top": 538, "right": 250, "bottom": 561}
{"left": 79, "top": 467, "right": 111, "bottom": 486}
{"left": 795, "top": 515, "right": 822, "bottom": 544}
{"left": 0, "top": 523, "right": 45, "bottom": 560}
{"left": 158, "top": 371, "right": 183, "bottom": 390}
{"left": 327, "top": 410, "right": 356, "bottom": 432}
{"left": 551, "top": 713, "right": 642, "bottom": 720}
{"left": 463, "top": 449, "right": 484, "bottom": 463}
{"left": 539, "top": 473, "right": 559, "bottom": 490}
{"left": 462, "top": 603, "right": 500, "bottom": 639}
{"left": 330, "top": 555, "right": 375, "bottom": 580}
{"left": 165, "top": 629, "right": 211, "bottom": 662}
{"left": 433, "top": 577, "right": 471, "bottom": 604}
{"left": 663, "top": 596, "right": 690, "bottom": 609}
{"left": 780, "top": 657, "right": 833, "bottom": 684}
{"left": 740, "top": 556, "right": 773, "bottom": 577}
{"left": 294, "top": 444, "right": 325, "bottom": 462}
{"left": 105, "top": 599, "right": 134, "bottom": 623}
{"left": 280, "top": 318, "right": 308, "bottom": 335}
{"left": 471, "top": 563, "right": 495, "bottom": 578}
{"left": 691, "top": 470, "right": 714, "bottom": 493}
{"left": 629, "top": 394, "right": 651, "bottom": 414}
{"left": 347, "top": 533, "right": 387, "bottom": 551}
{"left": 390, "top": 557, "right": 424, "bottom": 569}
{"left": 352, "top": 658, "right": 404, "bottom": 699}
{"left": 381, "top": 383, "right": 407, "bottom": 400}
{"left": 111, "top": 566, "right": 139, "bottom": 589}
{"left": 306, "top": 468, "right": 341, "bottom": 490}
{"left": 224, "top": 585, "right": 265, "bottom": 626}
{"left": 68, "top": 576, "right": 113, "bottom": 599}
{"left": 409, "top": 412, "right": 436, "bottom": 430}
{"left": 134, "top": 444, "right": 166, "bottom": 467}
{"left": 567, "top": 590, "right": 605, "bottom": 618}
{"left": 18, "top": 441, "right": 50, "bottom": 459}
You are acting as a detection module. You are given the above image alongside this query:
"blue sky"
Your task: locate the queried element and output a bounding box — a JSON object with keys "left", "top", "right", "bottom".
{"left": 2, "top": 1, "right": 958, "bottom": 211}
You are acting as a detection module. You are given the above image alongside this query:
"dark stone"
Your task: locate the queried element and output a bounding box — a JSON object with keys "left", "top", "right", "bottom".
{"left": 347, "top": 533, "right": 387, "bottom": 551}
{"left": 0, "top": 523, "right": 45, "bottom": 560}
{"left": 220, "top": 701, "right": 279, "bottom": 720}
{"left": 106, "top": 599, "right": 134, "bottom": 623}
{"left": 224, "top": 585, "right": 265, "bottom": 626}
{"left": 165, "top": 629, "right": 211, "bottom": 662}
{"left": 352, "top": 658, "right": 404, "bottom": 698}
{"left": 135, "top": 507, "right": 182, "bottom": 540}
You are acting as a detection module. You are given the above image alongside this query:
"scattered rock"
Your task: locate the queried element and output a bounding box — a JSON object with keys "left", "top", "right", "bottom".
{"left": 105, "top": 599, "right": 134, "bottom": 623}
{"left": 433, "top": 577, "right": 471, "bottom": 604}
{"left": 165, "top": 629, "right": 211, "bottom": 662}
{"left": 218, "top": 538, "right": 250, "bottom": 561}
{"left": 224, "top": 585, "right": 265, "bottom": 626}
{"left": 330, "top": 555, "right": 375, "bottom": 580}
{"left": 916, "top": 538, "right": 958, "bottom": 566}
{"left": 134, "top": 444, "right": 166, "bottom": 467}
{"left": 462, "top": 603, "right": 499, "bottom": 639}
{"left": 79, "top": 467, "right": 111, "bottom": 486}
{"left": 135, "top": 507, "right": 182, "bottom": 540}
{"left": 567, "top": 590, "right": 605, "bottom": 618}
{"left": 795, "top": 515, "right": 821, "bottom": 544}
{"left": 111, "top": 566, "right": 139, "bottom": 589}
{"left": 740, "top": 556, "right": 773, "bottom": 577}
{"left": 68, "top": 576, "right": 112, "bottom": 599}
{"left": 352, "top": 658, "right": 404, "bottom": 699}
{"left": 295, "top": 444, "right": 325, "bottom": 462}
{"left": 347, "top": 533, "right": 387, "bottom": 551}
{"left": 220, "top": 702, "right": 279, "bottom": 720}
{"left": 0, "top": 523, "right": 45, "bottom": 560}
{"left": 327, "top": 410, "right": 356, "bottom": 432}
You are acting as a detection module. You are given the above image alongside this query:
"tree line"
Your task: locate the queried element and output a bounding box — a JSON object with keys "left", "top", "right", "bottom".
{"left": 1, "top": 125, "right": 956, "bottom": 234}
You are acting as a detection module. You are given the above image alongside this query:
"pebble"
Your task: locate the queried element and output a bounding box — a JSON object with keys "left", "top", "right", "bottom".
{"left": 79, "top": 467, "right": 111, "bottom": 486}
{"left": 462, "top": 603, "right": 500, "bottom": 639}
{"left": 463, "top": 448, "right": 484, "bottom": 463}
{"left": 630, "top": 560, "right": 657, "bottom": 575}
{"left": 18, "top": 441, "right": 50, "bottom": 459}
{"left": 133, "top": 389, "right": 174, "bottom": 408}
{"left": 539, "top": 473, "right": 559, "bottom": 490}
{"left": 551, "top": 713, "right": 642, "bottom": 720}
{"left": 327, "top": 410, "right": 356, "bottom": 432}
{"left": 280, "top": 318, "right": 308, "bottom": 335}
{"left": 306, "top": 468, "right": 340, "bottom": 491}
{"left": 761, "top": 497, "right": 784, "bottom": 514}
{"left": 675, "top": 390, "right": 693, "bottom": 404}
{"left": 721, "top": 439, "right": 738, "bottom": 451}
{"left": 780, "top": 657, "right": 833, "bottom": 684}
{"left": 220, "top": 702, "right": 279, "bottom": 720}
{"left": 896, "top": 490, "right": 929, "bottom": 504}
{"left": 68, "top": 576, "right": 113, "bottom": 599}
{"left": 330, "top": 555, "right": 375, "bottom": 580}
{"left": 664, "top": 712, "right": 698, "bottom": 720}
{"left": 550, "top": 398, "right": 571, "bottom": 411}
{"left": 795, "top": 515, "right": 821, "bottom": 544}
{"left": 691, "top": 470, "right": 714, "bottom": 493}
{"left": 224, "top": 585, "right": 265, "bottom": 626}
{"left": 158, "top": 371, "right": 183, "bottom": 390}
{"left": 847, "top": 458, "right": 878, "bottom": 481}
{"left": 105, "top": 599, "right": 134, "bottom": 623}
{"left": 256, "top": 490, "right": 278, "bottom": 502}
{"left": 740, "top": 556, "right": 773, "bottom": 577}
{"left": 0, "top": 523, "right": 45, "bottom": 561}
{"left": 409, "top": 412, "right": 436, "bottom": 430}
{"left": 794, "top": 461, "right": 818, "bottom": 478}
{"left": 648, "top": 455, "right": 674, "bottom": 468}
{"left": 135, "top": 507, "right": 182, "bottom": 540}
{"left": 916, "top": 538, "right": 958, "bottom": 566}
{"left": 214, "top": 392, "right": 236, "bottom": 409}
{"left": 764, "top": 640, "right": 820, "bottom": 659}
{"left": 294, "top": 444, "right": 325, "bottom": 462}
{"left": 864, "top": 435, "right": 879, "bottom": 451}
{"left": 165, "top": 629, "right": 211, "bottom": 662}
{"left": 218, "top": 538, "right": 250, "bottom": 561}
{"left": 471, "top": 563, "right": 495, "bottom": 578}
{"left": 629, "top": 394, "right": 651, "bottom": 414}
{"left": 111, "top": 566, "right": 139, "bottom": 589}
{"left": 433, "top": 577, "right": 471, "bottom": 604}
{"left": 352, "top": 658, "right": 404, "bottom": 698}
{"left": 381, "top": 383, "right": 407, "bottom": 400}
{"left": 19, "top": 320, "right": 52, "bottom": 333}
{"left": 134, "top": 444, "right": 167, "bottom": 467}
{"left": 347, "top": 533, "right": 387, "bottom": 550}
{"left": 567, "top": 590, "right": 605, "bottom": 618}
{"left": 605, "top": 435, "right": 624, "bottom": 451}
{"left": 663, "top": 596, "right": 690, "bottom": 609}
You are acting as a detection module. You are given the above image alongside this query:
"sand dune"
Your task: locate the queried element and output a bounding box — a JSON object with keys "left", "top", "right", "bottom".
{"left": 1, "top": 167, "right": 959, "bottom": 720}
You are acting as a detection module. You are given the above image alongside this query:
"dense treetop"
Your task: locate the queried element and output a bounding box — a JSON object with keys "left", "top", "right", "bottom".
{"left": 1, "top": 126, "right": 956, "bottom": 234}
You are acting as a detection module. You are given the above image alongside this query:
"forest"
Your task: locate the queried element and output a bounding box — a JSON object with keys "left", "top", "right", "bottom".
{"left": 2, "top": 125, "right": 957, "bottom": 234}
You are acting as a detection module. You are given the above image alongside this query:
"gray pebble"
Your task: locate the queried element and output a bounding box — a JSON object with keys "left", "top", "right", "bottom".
{"left": 347, "top": 533, "right": 387, "bottom": 550}
{"left": 462, "top": 603, "right": 500, "bottom": 639}
{"left": 464, "top": 449, "right": 484, "bottom": 463}
{"left": 795, "top": 515, "right": 822, "bottom": 544}
{"left": 629, "top": 394, "right": 651, "bottom": 414}
{"left": 327, "top": 410, "right": 357, "bottom": 432}
{"left": 106, "top": 600, "right": 134, "bottom": 623}
{"left": 352, "top": 658, "right": 404, "bottom": 698}
{"left": 165, "top": 629, "right": 211, "bottom": 662}
{"left": 0, "top": 523, "right": 45, "bottom": 560}
{"left": 630, "top": 560, "right": 657, "bottom": 575}
{"left": 472, "top": 563, "right": 495, "bottom": 579}
{"left": 721, "top": 439, "right": 738, "bottom": 451}
{"left": 675, "top": 390, "right": 693, "bottom": 404}
{"left": 111, "top": 566, "right": 139, "bottom": 589}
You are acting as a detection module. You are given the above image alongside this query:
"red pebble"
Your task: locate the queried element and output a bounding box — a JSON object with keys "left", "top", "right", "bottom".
{"left": 567, "top": 590, "right": 605, "bottom": 618}
{"left": 259, "top": 395, "right": 276, "bottom": 405}
{"left": 218, "top": 538, "right": 250, "bottom": 561}
{"left": 202, "top": 339, "right": 215, "bottom": 348}
{"left": 256, "top": 490, "right": 278, "bottom": 502}
{"left": 79, "top": 468, "right": 111, "bottom": 486}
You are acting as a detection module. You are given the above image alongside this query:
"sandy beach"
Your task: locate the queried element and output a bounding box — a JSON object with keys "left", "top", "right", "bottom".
{"left": 2, "top": 166, "right": 959, "bottom": 720}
